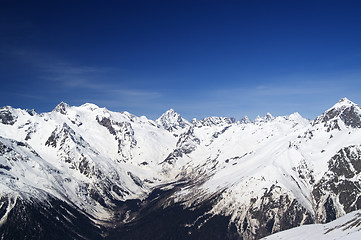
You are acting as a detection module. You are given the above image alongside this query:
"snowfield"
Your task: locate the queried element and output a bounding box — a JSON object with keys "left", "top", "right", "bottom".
{"left": 262, "top": 210, "right": 361, "bottom": 240}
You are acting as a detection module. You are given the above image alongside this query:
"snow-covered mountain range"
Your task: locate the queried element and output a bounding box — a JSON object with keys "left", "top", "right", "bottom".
{"left": 1, "top": 98, "right": 361, "bottom": 239}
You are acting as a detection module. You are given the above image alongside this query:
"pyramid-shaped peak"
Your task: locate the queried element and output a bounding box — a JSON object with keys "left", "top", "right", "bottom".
{"left": 157, "top": 109, "right": 184, "bottom": 121}
{"left": 322, "top": 97, "right": 359, "bottom": 115}
{"left": 163, "top": 108, "right": 179, "bottom": 116}
{"left": 288, "top": 112, "right": 303, "bottom": 120}
{"left": 240, "top": 116, "right": 251, "bottom": 124}
{"left": 314, "top": 97, "right": 361, "bottom": 128}
{"left": 53, "top": 102, "right": 70, "bottom": 115}
{"left": 156, "top": 109, "right": 190, "bottom": 131}
{"left": 287, "top": 112, "right": 309, "bottom": 126}
{"left": 339, "top": 97, "right": 352, "bottom": 102}
{"left": 264, "top": 112, "right": 274, "bottom": 120}
{"left": 332, "top": 97, "right": 357, "bottom": 109}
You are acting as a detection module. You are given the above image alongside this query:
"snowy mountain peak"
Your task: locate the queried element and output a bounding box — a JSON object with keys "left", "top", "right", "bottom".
{"left": 53, "top": 102, "right": 70, "bottom": 115}
{"left": 286, "top": 112, "right": 309, "bottom": 125}
{"left": 194, "top": 116, "right": 235, "bottom": 127}
{"left": 25, "top": 109, "right": 37, "bottom": 116}
{"left": 314, "top": 98, "right": 361, "bottom": 128}
{"left": 254, "top": 112, "right": 275, "bottom": 124}
{"left": 160, "top": 109, "right": 178, "bottom": 119}
{"left": 156, "top": 109, "right": 190, "bottom": 132}
{"left": 0, "top": 106, "right": 17, "bottom": 125}
{"left": 79, "top": 103, "right": 100, "bottom": 111}
{"left": 265, "top": 112, "right": 274, "bottom": 121}
{"left": 331, "top": 97, "right": 356, "bottom": 110}
{"left": 240, "top": 115, "right": 252, "bottom": 124}
{"left": 288, "top": 112, "right": 302, "bottom": 119}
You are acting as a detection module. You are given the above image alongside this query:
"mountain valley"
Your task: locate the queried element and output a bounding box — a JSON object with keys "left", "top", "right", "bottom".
{"left": 1, "top": 98, "right": 361, "bottom": 239}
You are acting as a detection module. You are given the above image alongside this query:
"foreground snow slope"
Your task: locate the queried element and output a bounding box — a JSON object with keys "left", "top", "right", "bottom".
{"left": 261, "top": 210, "right": 361, "bottom": 240}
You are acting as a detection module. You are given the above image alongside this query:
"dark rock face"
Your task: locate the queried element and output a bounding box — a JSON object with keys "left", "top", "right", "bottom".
{"left": 45, "top": 123, "right": 87, "bottom": 149}
{"left": 45, "top": 128, "right": 58, "bottom": 147}
{"left": 53, "top": 102, "right": 69, "bottom": 115}
{"left": 0, "top": 195, "right": 103, "bottom": 240}
{"left": 313, "top": 145, "right": 361, "bottom": 222}
{"left": 0, "top": 141, "right": 12, "bottom": 155}
{"left": 329, "top": 146, "right": 361, "bottom": 178}
{"left": 0, "top": 139, "right": 34, "bottom": 162}
{"left": 44, "top": 124, "right": 97, "bottom": 178}
{"left": 96, "top": 116, "right": 137, "bottom": 160}
{"left": 106, "top": 183, "right": 314, "bottom": 240}
{"left": 163, "top": 127, "right": 200, "bottom": 164}
{"left": 96, "top": 116, "right": 116, "bottom": 135}
{"left": 323, "top": 195, "right": 337, "bottom": 222}
{"left": 107, "top": 186, "right": 239, "bottom": 240}
{"left": 313, "top": 99, "right": 361, "bottom": 129}
{"left": 25, "top": 109, "right": 36, "bottom": 116}
{"left": 0, "top": 107, "right": 17, "bottom": 125}
{"left": 237, "top": 185, "right": 314, "bottom": 239}
{"left": 339, "top": 105, "right": 361, "bottom": 128}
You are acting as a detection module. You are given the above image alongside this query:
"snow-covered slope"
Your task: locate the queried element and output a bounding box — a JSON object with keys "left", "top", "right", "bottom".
{"left": 0, "top": 102, "right": 178, "bottom": 222}
{"left": 261, "top": 210, "right": 361, "bottom": 240}
{"left": 160, "top": 98, "right": 361, "bottom": 239}
{"left": 1, "top": 98, "right": 361, "bottom": 240}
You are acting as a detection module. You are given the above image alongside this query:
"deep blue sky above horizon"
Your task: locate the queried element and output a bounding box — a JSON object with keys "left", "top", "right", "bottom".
{"left": 1, "top": 0, "right": 361, "bottom": 120}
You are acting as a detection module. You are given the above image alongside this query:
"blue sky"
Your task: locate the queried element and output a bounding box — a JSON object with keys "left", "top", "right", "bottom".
{"left": 1, "top": 0, "right": 361, "bottom": 120}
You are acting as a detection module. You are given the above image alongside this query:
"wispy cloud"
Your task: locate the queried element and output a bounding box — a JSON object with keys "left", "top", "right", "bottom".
{"left": 12, "top": 49, "right": 110, "bottom": 85}
{"left": 168, "top": 71, "right": 361, "bottom": 120}
{"left": 9, "top": 49, "right": 163, "bottom": 113}
{"left": 7, "top": 48, "right": 361, "bottom": 120}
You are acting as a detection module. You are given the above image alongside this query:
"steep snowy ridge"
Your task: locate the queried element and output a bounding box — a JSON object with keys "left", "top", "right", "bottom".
{"left": 1, "top": 98, "right": 361, "bottom": 240}
{"left": 254, "top": 113, "right": 275, "bottom": 124}
{"left": 156, "top": 108, "right": 190, "bottom": 134}
{"left": 314, "top": 97, "right": 361, "bottom": 129}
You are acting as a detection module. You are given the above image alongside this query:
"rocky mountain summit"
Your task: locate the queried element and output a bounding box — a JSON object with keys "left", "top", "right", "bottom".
{"left": 1, "top": 98, "right": 361, "bottom": 239}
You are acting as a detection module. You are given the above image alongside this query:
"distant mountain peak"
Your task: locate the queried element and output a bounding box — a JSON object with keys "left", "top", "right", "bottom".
{"left": 339, "top": 97, "right": 352, "bottom": 103}
{"left": 240, "top": 116, "right": 251, "bottom": 124}
{"left": 314, "top": 98, "right": 361, "bottom": 128}
{"left": 332, "top": 97, "right": 356, "bottom": 110}
{"left": 265, "top": 112, "right": 274, "bottom": 120}
{"left": 287, "top": 112, "right": 309, "bottom": 125}
{"left": 53, "top": 102, "right": 70, "bottom": 115}
{"left": 194, "top": 116, "right": 235, "bottom": 127}
{"left": 80, "top": 103, "right": 100, "bottom": 111}
{"left": 254, "top": 112, "right": 275, "bottom": 124}
{"left": 156, "top": 109, "right": 190, "bottom": 132}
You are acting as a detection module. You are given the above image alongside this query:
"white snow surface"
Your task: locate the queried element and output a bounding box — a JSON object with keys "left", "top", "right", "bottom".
{"left": 261, "top": 210, "right": 361, "bottom": 240}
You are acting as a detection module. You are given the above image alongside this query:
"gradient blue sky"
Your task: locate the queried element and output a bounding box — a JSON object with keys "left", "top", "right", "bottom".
{"left": 1, "top": 0, "right": 361, "bottom": 120}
